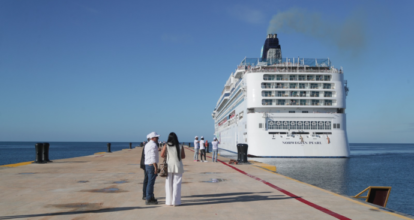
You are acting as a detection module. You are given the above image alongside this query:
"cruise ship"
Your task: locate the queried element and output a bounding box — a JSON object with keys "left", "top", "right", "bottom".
{"left": 212, "top": 34, "right": 350, "bottom": 157}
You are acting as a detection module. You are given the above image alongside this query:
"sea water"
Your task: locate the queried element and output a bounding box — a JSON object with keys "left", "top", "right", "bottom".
{"left": 219, "top": 143, "right": 414, "bottom": 216}
{"left": 0, "top": 142, "right": 141, "bottom": 165}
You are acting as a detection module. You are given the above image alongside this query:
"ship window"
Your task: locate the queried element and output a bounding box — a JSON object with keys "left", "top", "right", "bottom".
{"left": 263, "top": 75, "right": 275, "bottom": 81}
{"left": 262, "top": 91, "right": 272, "bottom": 97}
{"left": 311, "top": 91, "right": 319, "bottom": 97}
{"left": 324, "top": 92, "right": 332, "bottom": 97}
{"left": 290, "top": 121, "right": 297, "bottom": 129}
{"left": 290, "top": 91, "right": 298, "bottom": 97}
{"left": 302, "top": 111, "right": 308, "bottom": 113}
{"left": 262, "top": 99, "right": 273, "bottom": 106}
{"left": 311, "top": 121, "right": 317, "bottom": 130}
{"left": 289, "top": 99, "right": 298, "bottom": 105}
{"left": 337, "top": 123, "right": 340, "bottom": 129}
{"left": 310, "top": 83, "right": 318, "bottom": 89}
{"left": 276, "top": 83, "right": 285, "bottom": 88}
{"left": 299, "top": 75, "right": 306, "bottom": 81}
{"left": 333, "top": 124, "right": 337, "bottom": 128}
{"left": 259, "top": 123, "right": 263, "bottom": 128}
{"left": 300, "top": 91, "right": 306, "bottom": 97}
{"left": 316, "top": 75, "right": 323, "bottom": 81}
{"left": 290, "top": 83, "right": 297, "bottom": 89}
{"left": 324, "top": 75, "right": 331, "bottom": 81}
{"left": 300, "top": 100, "right": 307, "bottom": 105}
{"left": 261, "top": 83, "right": 272, "bottom": 89}
{"left": 289, "top": 75, "right": 297, "bottom": 81}
{"left": 276, "top": 75, "right": 283, "bottom": 80}
{"left": 282, "top": 121, "right": 288, "bottom": 130}
{"left": 323, "top": 83, "right": 331, "bottom": 89}
{"left": 289, "top": 111, "right": 295, "bottom": 113}
{"left": 312, "top": 100, "right": 320, "bottom": 106}
{"left": 297, "top": 121, "right": 303, "bottom": 130}
{"left": 307, "top": 75, "right": 314, "bottom": 81}
{"left": 325, "top": 100, "right": 332, "bottom": 106}
{"left": 277, "top": 91, "right": 285, "bottom": 97}
{"left": 277, "top": 100, "right": 285, "bottom": 105}
{"left": 299, "top": 83, "right": 306, "bottom": 89}
{"left": 318, "top": 121, "right": 324, "bottom": 130}
{"left": 325, "top": 121, "right": 331, "bottom": 130}
{"left": 304, "top": 121, "right": 310, "bottom": 130}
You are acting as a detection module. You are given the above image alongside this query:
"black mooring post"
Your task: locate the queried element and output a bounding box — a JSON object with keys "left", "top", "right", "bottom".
{"left": 34, "top": 143, "right": 46, "bottom": 163}
{"left": 107, "top": 143, "right": 111, "bottom": 153}
{"left": 237, "top": 144, "right": 248, "bottom": 163}
{"left": 129, "top": 142, "right": 132, "bottom": 149}
{"left": 43, "top": 142, "right": 52, "bottom": 162}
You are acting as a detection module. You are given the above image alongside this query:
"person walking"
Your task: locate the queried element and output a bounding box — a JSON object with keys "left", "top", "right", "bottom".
{"left": 199, "top": 137, "right": 207, "bottom": 162}
{"left": 161, "top": 132, "right": 185, "bottom": 206}
{"left": 212, "top": 137, "right": 219, "bottom": 162}
{"left": 193, "top": 136, "right": 199, "bottom": 162}
{"left": 144, "top": 132, "right": 160, "bottom": 205}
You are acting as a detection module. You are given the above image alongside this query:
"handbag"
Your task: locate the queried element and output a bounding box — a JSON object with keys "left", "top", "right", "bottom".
{"left": 159, "top": 146, "right": 168, "bottom": 177}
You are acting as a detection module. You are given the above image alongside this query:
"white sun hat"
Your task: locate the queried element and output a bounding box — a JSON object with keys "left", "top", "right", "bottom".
{"left": 195, "top": 136, "right": 198, "bottom": 138}
{"left": 148, "top": 132, "right": 160, "bottom": 139}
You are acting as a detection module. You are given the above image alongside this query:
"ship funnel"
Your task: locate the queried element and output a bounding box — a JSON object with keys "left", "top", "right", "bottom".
{"left": 261, "top": 33, "right": 282, "bottom": 61}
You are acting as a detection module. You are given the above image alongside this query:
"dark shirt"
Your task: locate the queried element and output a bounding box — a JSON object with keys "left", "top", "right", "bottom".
{"left": 140, "top": 146, "right": 145, "bottom": 169}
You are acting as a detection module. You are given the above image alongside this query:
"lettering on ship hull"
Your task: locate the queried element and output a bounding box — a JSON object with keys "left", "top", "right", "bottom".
{"left": 282, "top": 141, "right": 322, "bottom": 145}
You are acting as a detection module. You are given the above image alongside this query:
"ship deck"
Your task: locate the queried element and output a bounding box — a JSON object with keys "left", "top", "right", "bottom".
{"left": 0, "top": 147, "right": 411, "bottom": 220}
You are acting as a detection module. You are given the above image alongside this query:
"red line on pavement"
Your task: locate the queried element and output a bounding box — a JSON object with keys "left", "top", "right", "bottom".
{"left": 185, "top": 147, "right": 351, "bottom": 220}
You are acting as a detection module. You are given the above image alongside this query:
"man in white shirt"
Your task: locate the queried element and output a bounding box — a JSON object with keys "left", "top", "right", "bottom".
{"left": 144, "top": 132, "right": 160, "bottom": 205}
{"left": 211, "top": 137, "right": 220, "bottom": 162}
{"left": 199, "top": 136, "right": 207, "bottom": 162}
{"left": 193, "top": 136, "right": 199, "bottom": 162}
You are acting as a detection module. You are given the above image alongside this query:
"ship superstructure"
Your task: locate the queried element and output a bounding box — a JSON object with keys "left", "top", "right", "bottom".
{"left": 212, "top": 34, "right": 350, "bottom": 157}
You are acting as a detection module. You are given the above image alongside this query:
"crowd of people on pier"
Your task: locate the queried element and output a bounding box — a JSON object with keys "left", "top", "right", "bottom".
{"left": 140, "top": 132, "right": 219, "bottom": 206}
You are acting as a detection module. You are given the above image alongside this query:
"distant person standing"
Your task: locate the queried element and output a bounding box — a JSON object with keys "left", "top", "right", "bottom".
{"left": 205, "top": 139, "right": 209, "bottom": 153}
{"left": 199, "top": 137, "right": 207, "bottom": 162}
{"left": 212, "top": 138, "right": 219, "bottom": 162}
{"left": 145, "top": 132, "right": 160, "bottom": 205}
{"left": 161, "top": 132, "right": 185, "bottom": 206}
{"left": 193, "top": 136, "right": 200, "bottom": 162}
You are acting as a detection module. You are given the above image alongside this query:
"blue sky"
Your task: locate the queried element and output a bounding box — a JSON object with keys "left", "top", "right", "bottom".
{"left": 0, "top": 0, "right": 413, "bottom": 143}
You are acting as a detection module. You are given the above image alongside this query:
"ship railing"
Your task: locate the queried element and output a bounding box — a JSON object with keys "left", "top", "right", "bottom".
{"left": 248, "top": 68, "right": 340, "bottom": 73}
{"left": 240, "top": 58, "right": 332, "bottom": 67}
{"left": 264, "top": 103, "right": 336, "bottom": 107}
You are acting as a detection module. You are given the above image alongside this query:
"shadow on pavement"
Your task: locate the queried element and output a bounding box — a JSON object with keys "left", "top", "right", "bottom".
{"left": 0, "top": 206, "right": 155, "bottom": 220}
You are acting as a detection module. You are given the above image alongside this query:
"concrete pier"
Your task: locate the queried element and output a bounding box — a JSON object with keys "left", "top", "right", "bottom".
{"left": 0, "top": 147, "right": 411, "bottom": 220}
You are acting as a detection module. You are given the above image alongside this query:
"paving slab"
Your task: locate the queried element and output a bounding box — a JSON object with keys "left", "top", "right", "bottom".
{"left": 0, "top": 147, "right": 411, "bottom": 220}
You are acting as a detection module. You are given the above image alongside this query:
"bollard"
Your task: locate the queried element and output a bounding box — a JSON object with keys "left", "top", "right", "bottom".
{"left": 129, "top": 142, "right": 132, "bottom": 149}
{"left": 33, "top": 143, "right": 46, "bottom": 163}
{"left": 43, "top": 142, "right": 52, "bottom": 162}
{"left": 237, "top": 144, "right": 248, "bottom": 163}
{"left": 107, "top": 143, "right": 111, "bottom": 153}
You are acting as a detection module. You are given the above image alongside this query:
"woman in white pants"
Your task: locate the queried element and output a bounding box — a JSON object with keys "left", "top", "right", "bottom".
{"left": 161, "top": 132, "right": 185, "bottom": 206}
